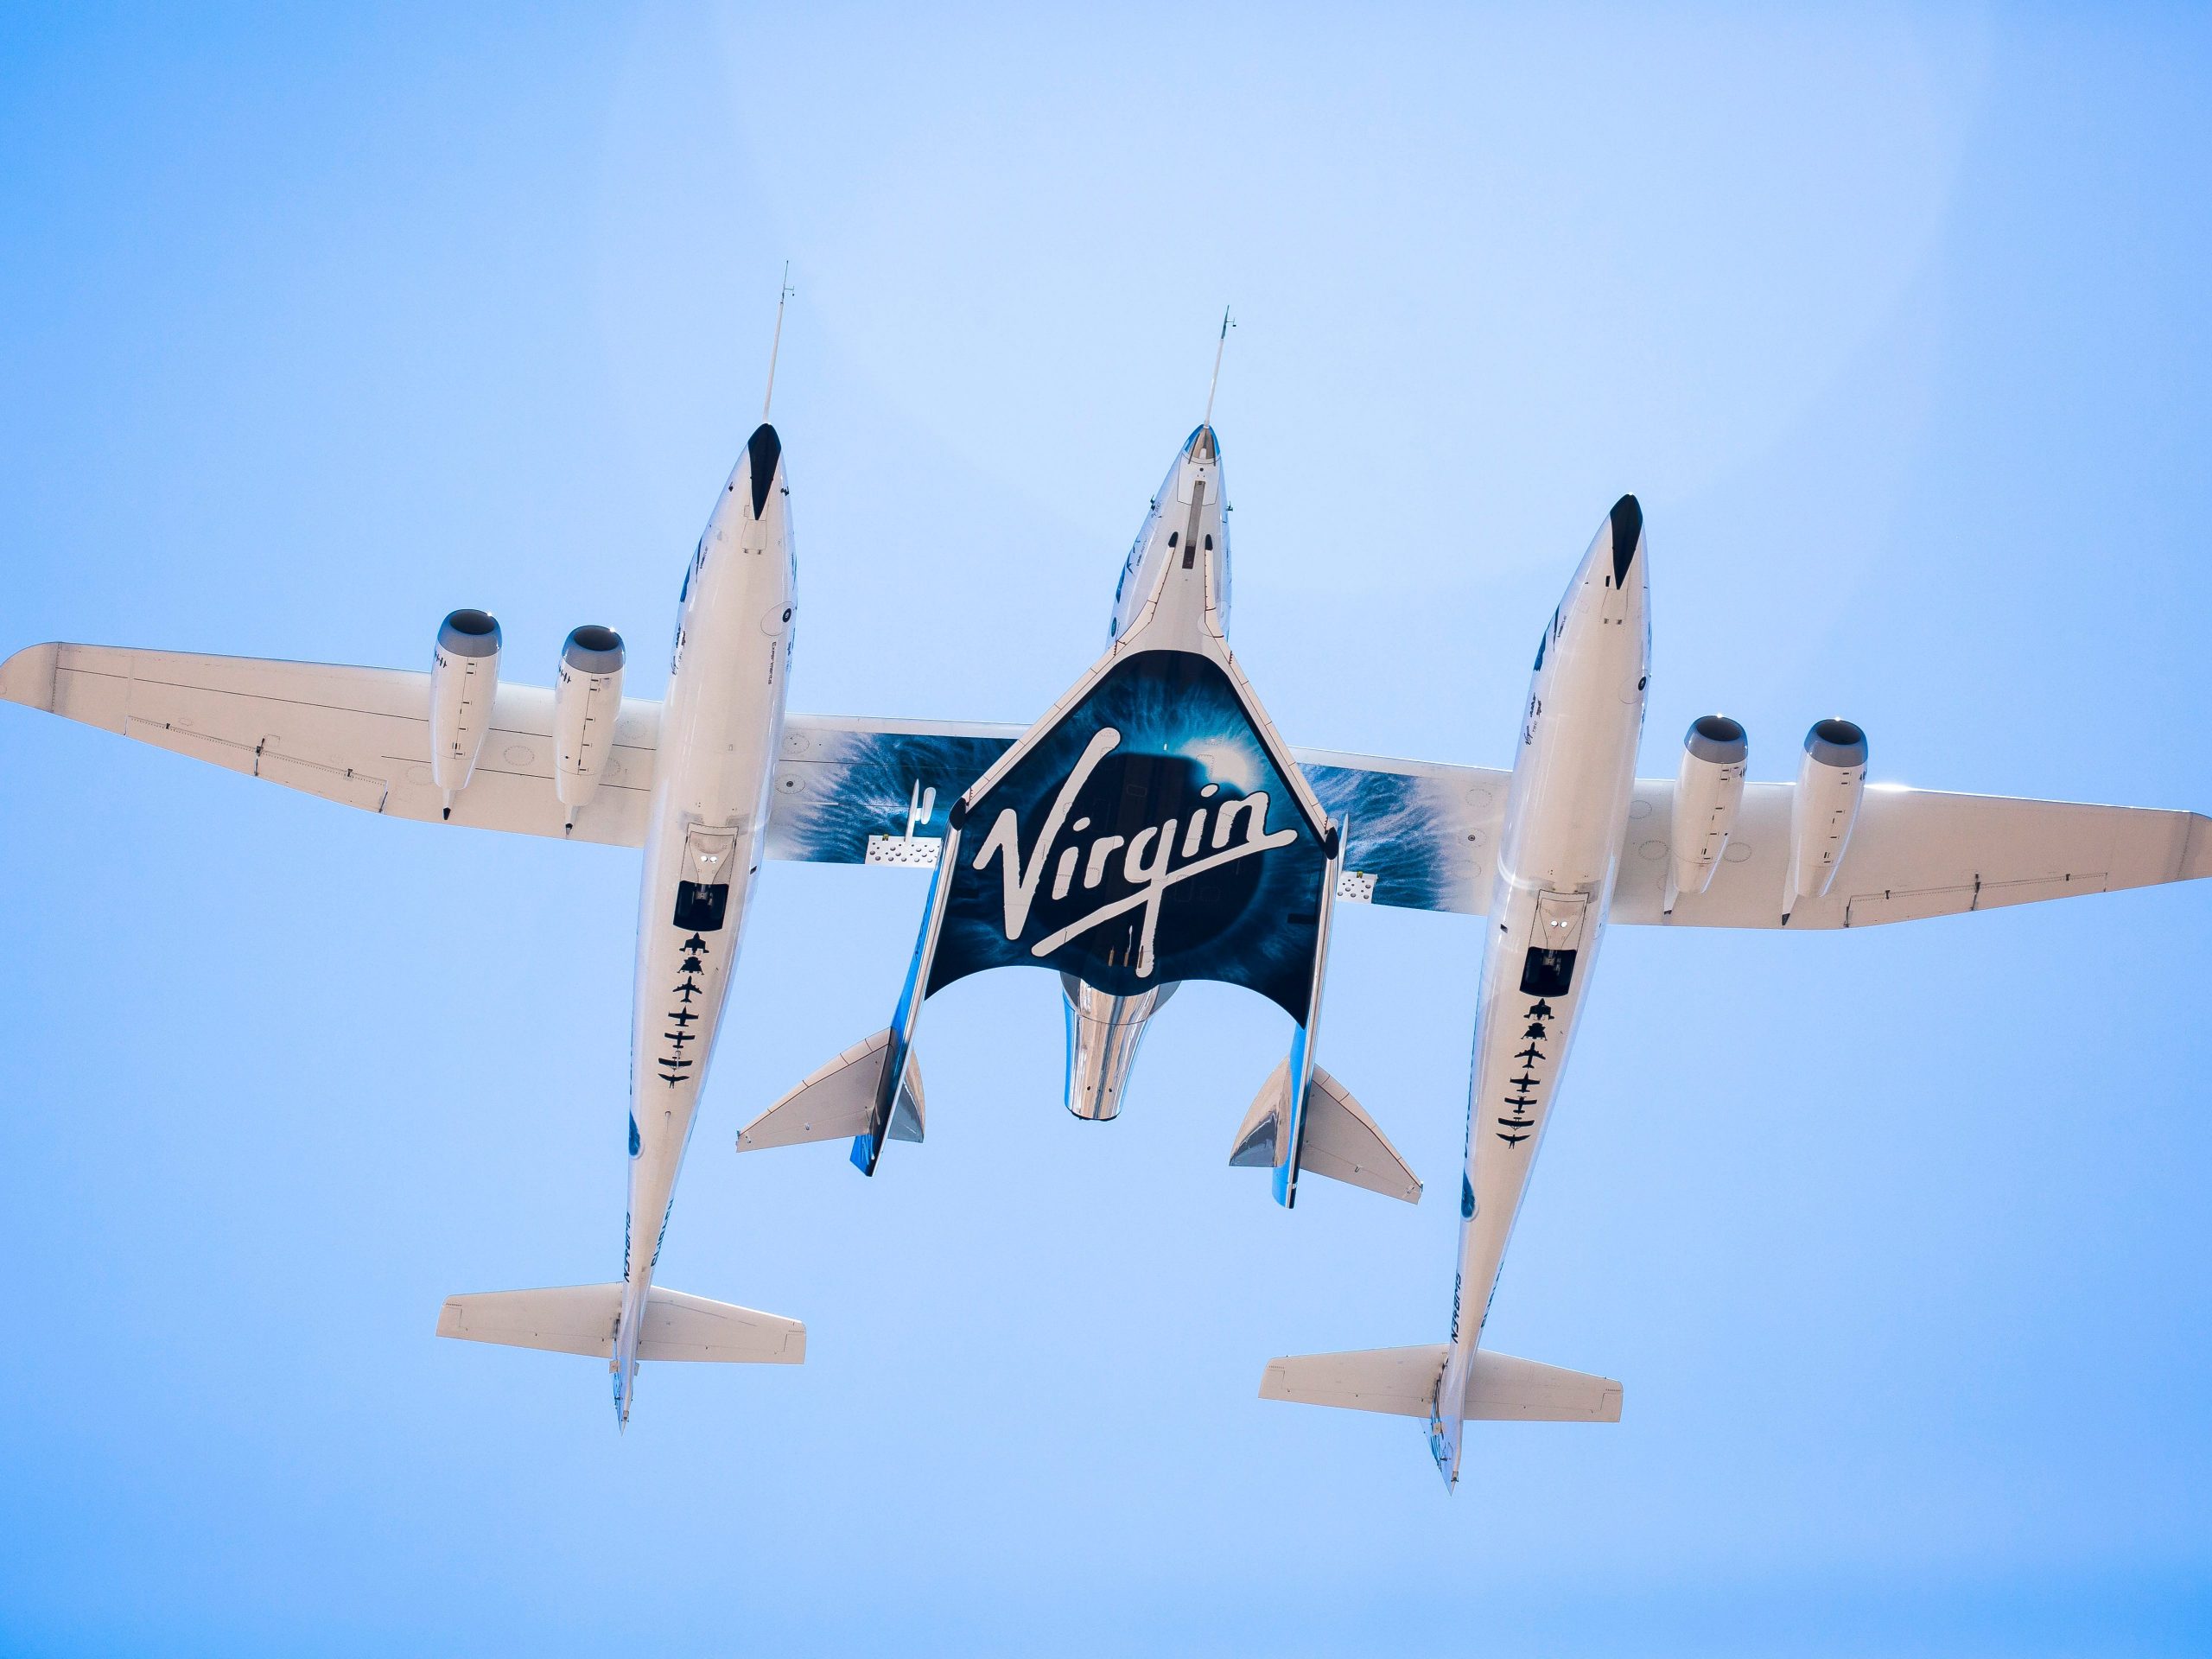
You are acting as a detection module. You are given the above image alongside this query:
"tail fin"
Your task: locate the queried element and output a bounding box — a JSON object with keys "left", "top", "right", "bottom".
{"left": 436, "top": 1283, "right": 804, "bottom": 1363}
{"left": 737, "top": 1029, "right": 924, "bottom": 1152}
{"left": 1259, "top": 1343, "right": 1619, "bottom": 1422}
{"left": 1230, "top": 1063, "right": 1421, "bottom": 1204}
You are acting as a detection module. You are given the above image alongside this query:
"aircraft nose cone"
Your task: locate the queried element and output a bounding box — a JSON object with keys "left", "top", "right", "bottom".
{"left": 746, "top": 423, "right": 782, "bottom": 518}
{"left": 1185, "top": 423, "right": 1219, "bottom": 463}
{"left": 1609, "top": 493, "right": 1643, "bottom": 587}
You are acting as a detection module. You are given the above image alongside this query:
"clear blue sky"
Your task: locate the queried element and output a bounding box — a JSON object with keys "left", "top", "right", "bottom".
{"left": 3, "top": 5, "right": 2210, "bottom": 1654}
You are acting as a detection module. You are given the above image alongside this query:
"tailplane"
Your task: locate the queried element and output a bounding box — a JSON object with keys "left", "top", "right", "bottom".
{"left": 1259, "top": 1343, "right": 1619, "bottom": 1422}
{"left": 436, "top": 1282, "right": 804, "bottom": 1364}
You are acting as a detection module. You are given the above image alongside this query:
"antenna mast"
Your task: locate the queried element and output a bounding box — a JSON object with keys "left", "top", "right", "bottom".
{"left": 761, "top": 262, "right": 795, "bottom": 420}
{"left": 1203, "top": 305, "right": 1235, "bottom": 427}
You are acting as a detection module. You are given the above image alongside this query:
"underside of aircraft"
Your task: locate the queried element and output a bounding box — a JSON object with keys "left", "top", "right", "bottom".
{"left": 7, "top": 359, "right": 2207, "bottom": 1478}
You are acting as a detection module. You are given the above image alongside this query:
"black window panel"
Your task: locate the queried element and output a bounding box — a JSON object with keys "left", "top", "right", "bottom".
{"left": 1520, "top": 946, "right": 1576, "bottom": 997}
{"left": 673, "top": 880, "right": 730, "bottom": 931}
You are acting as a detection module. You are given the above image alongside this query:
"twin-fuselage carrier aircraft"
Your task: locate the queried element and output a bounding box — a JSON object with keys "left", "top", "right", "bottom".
{"left": 9, "top": 355, "right": 2210, "bottom": 1482}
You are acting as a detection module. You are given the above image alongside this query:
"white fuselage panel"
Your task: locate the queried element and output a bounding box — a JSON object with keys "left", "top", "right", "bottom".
{"left": 613, "top": 433, "right": 794, "bottom": 1418}
{"left": 1432, "top": 505, "right": 1648, "bottom": 1484}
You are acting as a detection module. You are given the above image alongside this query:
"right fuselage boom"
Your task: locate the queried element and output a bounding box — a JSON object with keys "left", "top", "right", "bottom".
{"left": 1430, "top": 495, "right": 1649, "bottom": 1486}
{"left": 613, "top": 423, "right": 796, "bottom": 1423}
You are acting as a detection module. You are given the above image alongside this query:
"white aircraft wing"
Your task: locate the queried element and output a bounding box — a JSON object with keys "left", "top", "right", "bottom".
{"left": 0, "top": 642, "right": 663, "bottom": 846}
{"left": 16, "top": 651, "right": 2196, "bottom": 931}
{"left": 1611, "top": 779, "right": 2212, "bottom": 929}
{"left": 3, "top": 650, "right": 1510, "bottom": 894}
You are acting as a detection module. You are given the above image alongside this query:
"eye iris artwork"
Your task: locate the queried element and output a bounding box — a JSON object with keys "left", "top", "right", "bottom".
{"left": 931, "top": 652, "right": 1326, "bottom": 1018}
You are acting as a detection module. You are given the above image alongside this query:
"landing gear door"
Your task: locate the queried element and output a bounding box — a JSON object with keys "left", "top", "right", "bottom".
{"left": 1520, "top": 889, "right": 1590, "bottom": 997}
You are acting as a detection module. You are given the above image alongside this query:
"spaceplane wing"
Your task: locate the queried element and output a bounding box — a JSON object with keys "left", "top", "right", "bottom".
{"left": 735, "top": 423, "right": 1380, "bottom": 1207}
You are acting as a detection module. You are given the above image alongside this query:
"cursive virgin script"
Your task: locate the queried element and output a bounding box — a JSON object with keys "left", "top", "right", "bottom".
{"left": 969, "top": 725, "right": 1298, "bottom": 978}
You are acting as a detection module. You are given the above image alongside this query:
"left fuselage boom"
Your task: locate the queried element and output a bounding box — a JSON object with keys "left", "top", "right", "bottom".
{"left": 1431, "top": 495, "right": 1649, "bottom": 1485}
{"left": 614, "top": 422, "right": 796, "bottom": 1421}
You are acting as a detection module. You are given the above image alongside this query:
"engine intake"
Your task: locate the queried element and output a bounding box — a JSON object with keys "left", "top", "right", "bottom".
{"left": 1785, "top": 717, "right": 1868, "bottom": 920}
{"left": 1667, "top": 714, "right": 1748, "bottom": 911}
{"left": 555, "top": 626, "right": 626, "bottom": 821}
{"left": 429, "top": 608, "right": 501, "bottom": 813}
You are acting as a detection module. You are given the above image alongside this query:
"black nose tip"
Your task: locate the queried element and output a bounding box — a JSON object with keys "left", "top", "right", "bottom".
{"left": 1610, "top": 493, "right": 1642, "bottom": 586}
{"left": 747, "top": 423, "right": 782, "bottom": 518}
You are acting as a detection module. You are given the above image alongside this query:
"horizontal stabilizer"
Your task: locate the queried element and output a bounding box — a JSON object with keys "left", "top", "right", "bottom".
{"left": 1259, "top": 1343, "right": 1620, "bottom": 1422}
{"left": 1229, "top": 1061, "right": 1421, "bottom": 1203}
{"left": 737, "top": 1029, "right": 925, "bottom": 1152}
{"left": 435, "top": 1283, "right": 804, "bottom": 1363}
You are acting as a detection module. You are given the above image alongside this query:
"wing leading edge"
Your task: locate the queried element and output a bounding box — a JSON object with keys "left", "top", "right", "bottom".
{"left": 10, "top": 646, "right": 2203, "bottom": 927}
{"left": 771, "top": 718, "right": 2212, "bottom": 927}
{"left": 2, "top": 641, "right": 659, "bottom": 844}
{"left": 1614, "top": 778, "right": 2212, "bottom": 930}
{"left": 0, "top": 645, "right": 1508, "bottom": 909}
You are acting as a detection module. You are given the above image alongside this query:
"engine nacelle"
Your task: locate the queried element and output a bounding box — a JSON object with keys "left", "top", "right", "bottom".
{"left": 554, "top": 626, "right": 626, "bottom": 820}
{"left": 1667, "top": 714, "right": 1748, "bottom": 910}
{"left": 429, "top": 608, "right": 501, "bottom": 812}
{"left": 1785, "top": 718, "right": 1868, "bottom": 920}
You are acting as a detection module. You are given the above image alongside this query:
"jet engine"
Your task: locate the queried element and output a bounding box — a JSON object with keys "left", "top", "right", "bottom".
{"left": 554, "top": 625, "right": 626, "bottom": 823}
{"left": 429, "top": 608, "right": 501, "bottom": 815}
{"left": 1061, "top": 973, "right": 1177, "bottom": 1121}
{"left": 1667, "top": 714, "right": 1748, "bottom": 911}
{"left": 1785, "top": 718, "right": 1868, "bottom": 921}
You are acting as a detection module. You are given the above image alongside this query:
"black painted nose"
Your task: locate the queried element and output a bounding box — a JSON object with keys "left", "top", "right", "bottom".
{"left": 1609, "top": 493, "right": 1642, "bottom": 585}
{"left": 746, "top": 423, "right": 781, "bottom": 518}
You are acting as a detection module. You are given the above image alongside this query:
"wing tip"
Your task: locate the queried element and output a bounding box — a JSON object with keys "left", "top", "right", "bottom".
{"left": 1, "top": 642, "right": 60, "bottom": 712}
{"left": 2183, "top": 814, "right": 2212, "bottom": 882}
